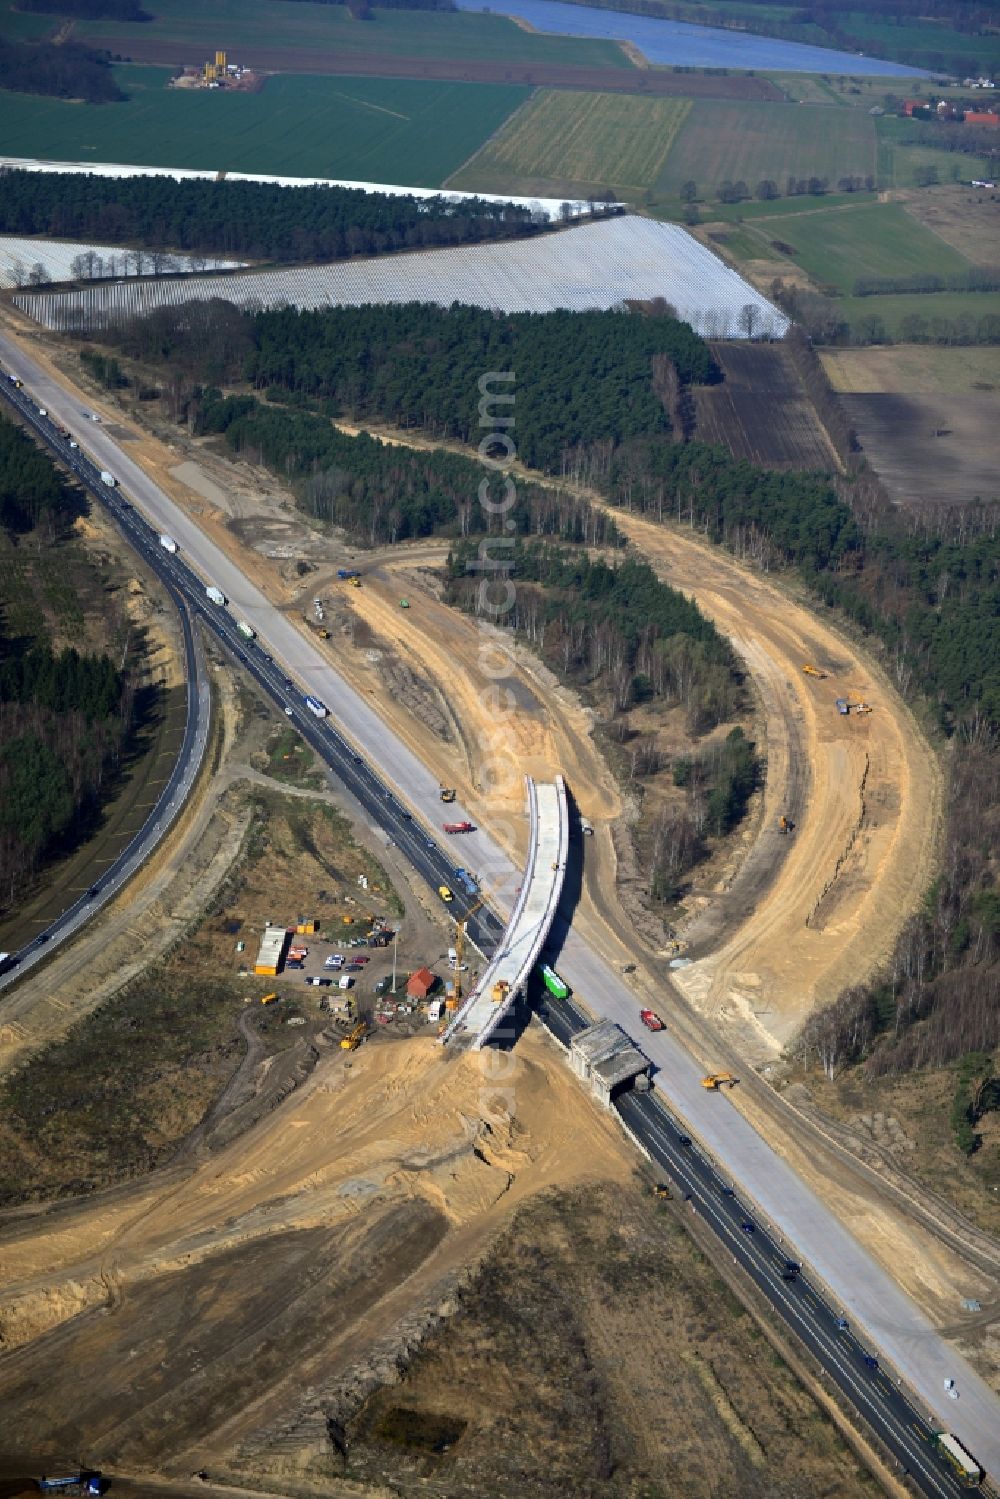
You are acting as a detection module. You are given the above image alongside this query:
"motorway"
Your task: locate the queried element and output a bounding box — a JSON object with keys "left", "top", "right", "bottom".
{"left": 0, "top": 400, "right": 212, "bottom": 989}
{"left": 1, "top": 335, "right": 998, "bottom": 1494}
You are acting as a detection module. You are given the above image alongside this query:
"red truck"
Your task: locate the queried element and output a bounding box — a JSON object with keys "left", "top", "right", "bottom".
{"left": 442, "top": 821, "right": 475, "bottom": 834}
{"left": 640, "top": 1009, "right": 664, "bottom": 1031}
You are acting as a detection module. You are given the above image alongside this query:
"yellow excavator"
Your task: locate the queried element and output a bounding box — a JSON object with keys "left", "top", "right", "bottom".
{"left": 440, "top": 786, "right": 456, "bottom": 803}
{"left": 802, "top": 664, "right": 826, "bottom": 679}
{"left": 340, "top": 1021, "right": 368, "bottom": 1052}
{"left": 701, "top": 1072, "right": 739, "bottom": 1090}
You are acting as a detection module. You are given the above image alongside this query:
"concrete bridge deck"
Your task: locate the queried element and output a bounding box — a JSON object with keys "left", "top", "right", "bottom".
{"left": 442, "top": 775, "right": 568, "bottom": 1049}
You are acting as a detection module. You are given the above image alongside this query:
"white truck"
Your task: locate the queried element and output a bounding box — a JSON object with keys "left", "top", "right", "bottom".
{"left": 236, "top": 620, "right": 256, "bottom": 641}
{"left": 159, "top": 534, "right": 178, "bottom": 554}
{"left": 206, "top": 586, "right": 226, "bottom": 606}
{"left": 99, "top": 470, "right": 117, "bottom": 488}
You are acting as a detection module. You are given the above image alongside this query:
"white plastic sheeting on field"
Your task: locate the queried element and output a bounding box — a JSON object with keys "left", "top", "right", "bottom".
{"left": 0, "top": 235, "right": 244, "bottom": 290}
{"left": 0, "top": 155, "right": 597, "bottom": 224}
{"left": 13, "top": 216, "right": 788, "bottom": 340}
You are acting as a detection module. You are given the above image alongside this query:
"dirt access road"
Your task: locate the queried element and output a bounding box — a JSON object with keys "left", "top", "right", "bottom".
{"left": 324, "top": 414, "right": 941, "bottom": 1057}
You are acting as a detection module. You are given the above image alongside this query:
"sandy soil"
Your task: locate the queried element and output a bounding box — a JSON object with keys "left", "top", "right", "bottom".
{"left": 0, "top": 1024, "right": 632, "bottom": 1475}
{"left": 601, "top": 512, "right": 941, "bottom": 1053}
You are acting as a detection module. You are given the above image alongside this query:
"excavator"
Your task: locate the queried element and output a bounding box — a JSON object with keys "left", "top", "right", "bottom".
{"left": 701, "top": 1072, "right": 739, "bottom": 1090}
{"left": 779, "top": 815, "right": 794, "bottom": 835}
{"left": 340, "top": 1021, "right": 368, "bottom": 1052}
{"left": 439, "top": 786, "right": 456, "bottom": 803}
{"left": 802, "top": 664, "right": 826, "bottom": 679}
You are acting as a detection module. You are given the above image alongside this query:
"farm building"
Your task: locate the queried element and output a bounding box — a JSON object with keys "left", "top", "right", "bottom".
{"left": 406, "top": 967, "right": 437, "bottom": 1001}
{"left": 964, "top": 110, "right": 1000, "bottom": 126}
{"left": 13, "top": 215, "right": 789, "bottom": 341}
{"left": 255, "top": 924, "right": 290, "bottom": 977}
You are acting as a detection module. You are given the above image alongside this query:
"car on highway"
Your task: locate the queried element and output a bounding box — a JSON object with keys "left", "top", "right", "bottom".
{"left": 836, "top": 1317, "right": 849, "bottom": 1331}
{"left": 741, "top": 1220, "right": 755, "bottom": 1234}
{"left": 36, "top": 932, "right": 50, "bottom": 944}
{"left": 283, "top": 678, "right": 294, "bottom": 688}
{"left": 86, "top": 885, "right": 100, "bottom": 899}
{"left": 283, "top": 706, "right": 293, "bottom": 716}
{"left": 863, "top": 1355, "right": 879, "bottom": 1370}
{"left": 438, "top": 885, "right": 454, "bottom": 902}
{"left": 721, "top": 1185, "right": 735, "bottom": 1197}
{"left": 676, "top": 1133, "right": 692, "bottom": 1146}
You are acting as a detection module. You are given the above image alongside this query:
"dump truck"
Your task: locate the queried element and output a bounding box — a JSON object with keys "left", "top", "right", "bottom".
{"left": 439, "top": 787, "right": 456, "bottom": 802}
{"left": 340, "top": 1020, "right": 367, "bottom": 1051}
{"left": 159, "top": 534, "right": 177, "bottom": 554}
{"left": 260, "top": 992, "right": 278, "bottom": 1005}
{"left": 236, "top": 620, "right": 255, "bottom": 641}
{"left": 306, "top": 618, "right": 330, "bottom": 639}
{"left": 492, "top": 979, "right": 511, "bottom": 1004}
{"left": 701, "top": 1072, "right": 739, "bottom": 1089}
{"left": 304, "top": 695, "right": 329, "bottom": 718}
{"left": 37, "top": 1474, "right": 106, "bottom": 1495}
{"left": 802, "top": 664, "right": 826, "bottom": 679}
{"left": 443, "top": 821, "right": 474, "bottom": 834}
{"left": 640, "top": 1009, "right": 664, "bottom": 1031}
{"left": 835, "top": 698, "right": 850, "bottom": 715}
{"left": 438, "top": 885, "right": 454, "bottom": 902}
{"left": 99, "top": 470, "right": 117, "bottom": 488}
{"left": 206, "top": 585, "right": 226, "bottom": 606}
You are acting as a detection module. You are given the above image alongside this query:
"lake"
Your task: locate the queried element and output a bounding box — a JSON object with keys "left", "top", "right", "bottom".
{"left": 457, "top": 0, "right": 929, "bottom": 76}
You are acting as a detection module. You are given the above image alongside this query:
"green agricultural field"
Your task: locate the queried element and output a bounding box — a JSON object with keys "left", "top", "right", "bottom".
{"left": 451, "top": 90, "right": 691, "bottom": 196}
{"left": 760, "top": 200, "right": 971, "bottom": 294}
{"left": 0, "top": 2, "right": 54, "bottom": 38}
{"left": 876, "top": 116, "right": 987, "bottom": 191}
{"left": 836, "top": 291, "right": 1000, "bottom": 342}
{"left": 841, "top": 10, "right": 1000, "bottom": 74}
{"left": 0, "top": 67, "right": 529, "bottom": 187}
{"left": 654, "top": 100, "right": 877, "bottom": 199}
{"left": 72, "top": 0, "right": 630, "bottom": 68}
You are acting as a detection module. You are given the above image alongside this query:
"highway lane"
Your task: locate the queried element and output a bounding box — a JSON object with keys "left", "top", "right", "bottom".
{"left": 2, "top": 341, "right": 998, "bottom": 1487}
{"left": 0, "top": 375, "right": 501, "bottom": 977}
{"left": 0, "top": 396, "right": 211, "bottom": 988}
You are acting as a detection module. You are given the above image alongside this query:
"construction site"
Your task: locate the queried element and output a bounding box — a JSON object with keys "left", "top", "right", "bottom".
{"left": 170, "top": 51, "right": 261, "bottom": 93}
{"left": 2, "top": 310, "right": 998, "bottom": 1499}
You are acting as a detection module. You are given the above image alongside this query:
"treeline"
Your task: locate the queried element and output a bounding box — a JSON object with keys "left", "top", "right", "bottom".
{"left": 0, "top": 169, "right": 548, "bottom": 265}
{"left": 447, "top": 539, "right": 750, "bottom": 901}
{"left": 772, "top": 280, "right": 1000, "bottom": 347}
{"left": 242, "top": 303, "right": 714, "bottom": 472}
{"left": 19, "top": 0, "right": 148, "bottom": 16}
{"left": 563, "top": 0, "right": 994, "bottom": 75}
{"left": 94, "top": 299, "right": 714, "bottom": 473}
{"left": 278, "top": 0, "right": 453, "bottom": 7}
{"left": 0, "top": 40, "right": 123, "bottom": 103}
{"left": 0, "top": 412, "right": 86, "bottom": 535}
{"left": 196, "top": 391, "right": 621, "bottom": 546}
{"left": 0, "top": 423, "right": 132, "bottom": 910}
{"left": 853, "top": 268, "right": 1000, "bottom": 297}
{"left": 649, "top": 729, "right": 759, "bottom": 901}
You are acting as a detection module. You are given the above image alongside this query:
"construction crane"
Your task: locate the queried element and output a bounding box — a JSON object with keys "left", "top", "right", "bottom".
{"left": 449, "top": 893, "right": 489, "bottom": 1009}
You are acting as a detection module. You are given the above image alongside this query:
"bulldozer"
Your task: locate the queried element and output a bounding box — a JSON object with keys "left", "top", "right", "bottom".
{"left": 701, "top": 1072, "right": 739, "bottom": 1090}
{"left": 652, "top": 1182, "right": 672, "bottom": 1200}
{"left": 802, "top": 664, "right": 826, "bottom": 679}
{"left": 440, "top": 787, "right": 456, "bottom": 803}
